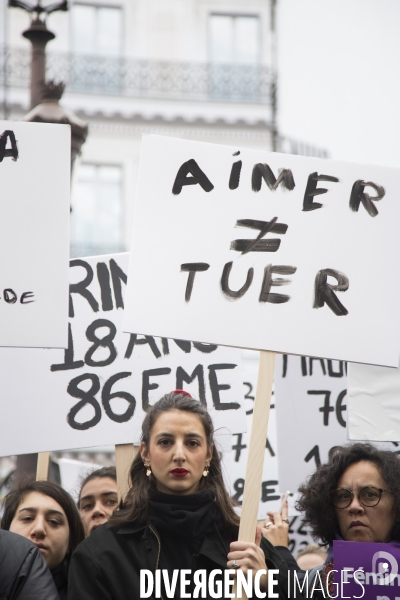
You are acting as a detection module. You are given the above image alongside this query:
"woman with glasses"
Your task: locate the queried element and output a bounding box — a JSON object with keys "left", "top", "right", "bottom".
{"left": 294, "top": 442, "right": 400, "bottom": 598}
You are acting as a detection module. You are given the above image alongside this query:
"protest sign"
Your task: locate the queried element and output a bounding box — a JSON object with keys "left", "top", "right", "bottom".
{"left": 275, "top": 354, "right": 400, "bottom": 491}
{"left": 123, "top": 135, "right": 400, "bottom": 367}
{"left": 334, "top": 540, "right": 400, "bottom": 600}
{"left": 222, "top": 377, "right": 280, "bottom": 519}
{"left": 275, "top": 353, "right": 348, "bottom": 492}
{"left": 0, "top": 122, "right": 70, "bottom": 348}
{"left": 286, "top": 510, "right": 315, "bottom": 558}
{"left": 0, "top": 253, "right": 245, "bottom": 456}
{"left": 348, "top": 360, "right": 400, "bottom": 442}
{"left": 222, "top": 357, "right": 314, "bottom": 555}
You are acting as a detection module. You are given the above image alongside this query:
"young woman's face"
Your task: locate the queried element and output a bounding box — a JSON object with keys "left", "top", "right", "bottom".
{"left": 9, "top": 491, "right": 70, "bottom": 570}
{"left": 141, "top": 409, "right": 212, "bottom": 496}
{"left": 335, "top": 460, "right": 396, "bottom": 543}
{"left": 79, "top": 477, "right": 118, "bottom": 536}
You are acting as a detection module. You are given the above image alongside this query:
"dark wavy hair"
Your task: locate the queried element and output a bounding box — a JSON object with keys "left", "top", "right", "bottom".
{"left": 296, "top": 443, "right": 400, "bottom": 544}
{"left": 109, "top": 392, "right": 239, "bottom": 529}
{"left": 1, "top": 479, "right": 85, "bottom": 572}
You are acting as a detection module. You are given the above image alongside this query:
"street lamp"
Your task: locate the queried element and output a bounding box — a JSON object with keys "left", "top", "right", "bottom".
{"left": 9, "top": 0, "right": 67, "bottom": 109}
{"left": 9, "top": 0, "right": 67, "bottom": 12}
{"left": 9, "top": 0, "right": 88, "bottom": 169}
{"left": 8, "top": 0, "right": 87, "bottom": 485}
{"left": 23, "top": 80, "right": 88, "bottom": 173}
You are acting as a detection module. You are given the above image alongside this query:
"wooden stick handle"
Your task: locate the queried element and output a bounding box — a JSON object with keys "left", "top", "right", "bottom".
{"left": 233, "top": 350, "right": 276, "bottom": 599}
{"left": 36, "top": 452, "right": 50, "bottom": 481}
{"left": 115, "top": 443, "right": 139, "bottom": 503}
{"left": 238, "top": 350, "right": 276, "bottom": 541}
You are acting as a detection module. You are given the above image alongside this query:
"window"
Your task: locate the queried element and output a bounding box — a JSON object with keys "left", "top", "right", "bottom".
{"left": 71, "top": 4, "right": 122, "bottom": 56}
{"left": 70, "top": 4, "right": 123, "bottom": 93}
{"left": 71, "top": 164, "right": 124, "bottom": 258}
{"left": 209, "top": 14, "right": 260, "bottom": 64}
{"left": 208, "top": 14, "right": 261, "bottom": 102}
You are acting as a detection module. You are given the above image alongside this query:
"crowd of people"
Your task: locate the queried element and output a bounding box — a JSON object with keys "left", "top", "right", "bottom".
{"left": 1, "top": 390, "right": 399, "bottom": 599}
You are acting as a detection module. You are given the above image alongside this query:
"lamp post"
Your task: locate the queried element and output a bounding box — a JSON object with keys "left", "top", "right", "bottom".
{"left": 9, "top": 0, "right": 88, "bottom": 170}
{"left": 9, "top": 0, "right": 87, "bottom": 484}
{"left": 23, "top": 80, "right": 88, "bottom": 173}
{"left": 9, "top": 1, "right": 67, "bottom": 109}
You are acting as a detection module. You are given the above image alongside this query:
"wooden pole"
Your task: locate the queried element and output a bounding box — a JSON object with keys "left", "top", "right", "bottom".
{"left": 36, "top": 451, "right": 50, "bottom": 481}
{"left": 233, "top": 350, "right": 276, "bottom": 599}
{"left": 115, "top": 443, "right": 139, "bottom": 503}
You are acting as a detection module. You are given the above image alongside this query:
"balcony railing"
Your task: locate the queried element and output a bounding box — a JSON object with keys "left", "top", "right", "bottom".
{"left": 0, "top": 46, "right": 276, "bottom": 105}
{"left": 276, "top": 135, "right": 329, "bottom": 159}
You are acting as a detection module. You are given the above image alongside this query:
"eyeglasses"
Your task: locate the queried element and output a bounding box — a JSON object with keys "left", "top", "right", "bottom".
{"left": 332, "top": 486, "right": 390, "bottom": 509}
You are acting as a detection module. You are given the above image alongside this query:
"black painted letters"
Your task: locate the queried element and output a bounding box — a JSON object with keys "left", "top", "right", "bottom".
{"left": 314, "top": 268, "right": 349, "bottom": 316}
{"left": 349, "top": 180, "right": 385, "bottom": 217}
{"left": 303, "top": 173, "right": 339, "bottom": 211}
{"left": 172, "top": 159, "right": 214, "bottom": 195}
{"left": 0, "top": 130, "right": 18, "bottom": 162}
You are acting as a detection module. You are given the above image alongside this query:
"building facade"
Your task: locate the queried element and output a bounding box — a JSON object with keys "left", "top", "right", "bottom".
{"left": 1, "top": 0, "right": 326, "bottom": 259}
{"left": 0, "top": 0, "right": 327, "bottom": 478}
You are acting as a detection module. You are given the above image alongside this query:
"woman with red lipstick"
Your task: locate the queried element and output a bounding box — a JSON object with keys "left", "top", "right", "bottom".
{"left": 68, "top": 391, "right": 290, "bottom": 599}
{"left": 293, "top": 443, "right": 400, "bottom": 598}
{"left": 1, "top": 480, "right": 84, "bottom": 600}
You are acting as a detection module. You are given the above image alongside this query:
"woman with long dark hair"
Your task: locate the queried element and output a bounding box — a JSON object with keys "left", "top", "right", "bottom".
{"left": 68, "top": 391, "right": 290, "bottom": 599}
{"left": 1, "top": 479, "right": 85, "bottom": 600}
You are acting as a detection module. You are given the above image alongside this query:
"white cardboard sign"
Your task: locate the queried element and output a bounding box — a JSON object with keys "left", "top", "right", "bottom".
{"left": 222, "top": 373, "right": 280, "bottom": 520}
{"left": 0, "top": 122, "right": 70, "bottom": 348}
{"left": 222, "top": 354, "right": 314, "bottom": 554}
{"left": 275, "top": 354, "right": 400, "bottom": 492}
{"left": 274, "top": 354, "right": 348, "bottom": 492}
{"left": 348, "top": 358, "right": 400, "bottom": 441}
{"left": 0, "top": 253, "right": 245, "bottom": 457}
{"left": 123, "top": 135, "right": 400, "bottom": 366}
{"left": 223, "top": 392, "right": 317, "bottom": 555}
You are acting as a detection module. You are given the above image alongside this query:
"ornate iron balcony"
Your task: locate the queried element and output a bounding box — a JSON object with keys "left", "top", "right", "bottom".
{"left": 1, "top": 46, "right": 276, "bottom": 104}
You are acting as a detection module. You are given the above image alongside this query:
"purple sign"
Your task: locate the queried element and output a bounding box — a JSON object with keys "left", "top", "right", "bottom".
{"left": 333, "top": 540, "right": 400, "bottom": 600}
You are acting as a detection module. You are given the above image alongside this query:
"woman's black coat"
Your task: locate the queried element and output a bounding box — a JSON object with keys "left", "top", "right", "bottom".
{"left": 68, "top": 520, "right": 290, "bottom": 600}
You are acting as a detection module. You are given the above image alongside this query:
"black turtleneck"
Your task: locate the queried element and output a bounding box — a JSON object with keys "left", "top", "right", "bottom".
{"left": 146, "top": 490, "right": 226, "bottom": 598}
